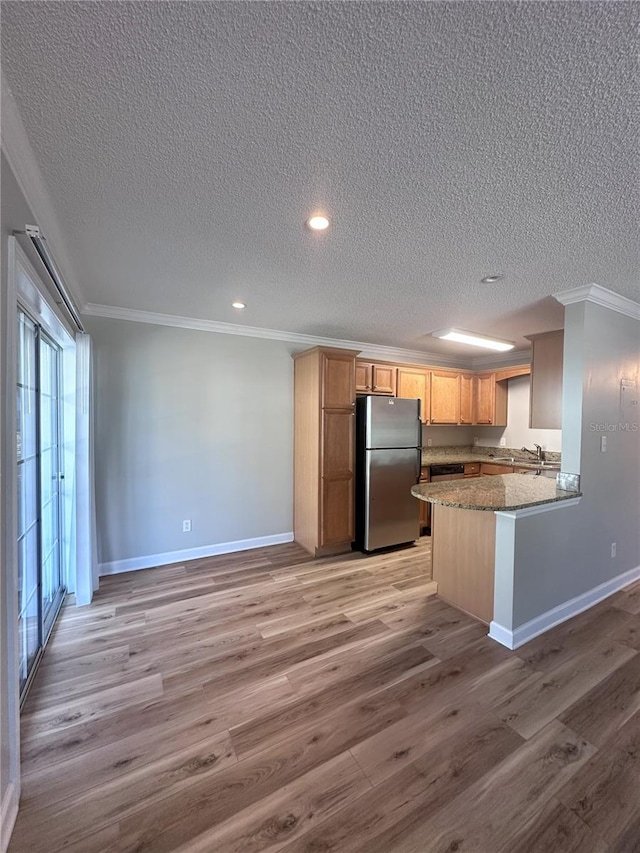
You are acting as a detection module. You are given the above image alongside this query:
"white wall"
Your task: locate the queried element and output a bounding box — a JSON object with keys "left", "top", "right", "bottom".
{"left": 87, "top": 317, "right": 298, "bottom": 571}
{"left": 504, "top": 301, "right": 640, "bottom": 630}
{"left": 0, "top": 152, "right": 33, "bottom": 848}
{"left": 421, "top": 375, "right": 562, "bottom": 452}
{"left": 475, "top": 375, "right": 562, "bottom": 452}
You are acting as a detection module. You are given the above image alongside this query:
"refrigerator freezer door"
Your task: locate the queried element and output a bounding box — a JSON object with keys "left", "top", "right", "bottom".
{"left": 365, "top": 396, "right": 421, "bottom": 449}
{"left": 364, "top": 447, "right": 421, "bottom": 551}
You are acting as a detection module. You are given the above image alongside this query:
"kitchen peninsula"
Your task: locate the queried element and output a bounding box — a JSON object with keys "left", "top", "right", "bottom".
{"left": 412, "top": 475, "right": 581, "bottom": 624}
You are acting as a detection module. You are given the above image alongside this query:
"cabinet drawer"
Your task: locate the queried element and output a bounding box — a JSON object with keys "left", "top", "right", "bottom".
{"left": 464, "top": 463, "right": 480, "bottom": 476}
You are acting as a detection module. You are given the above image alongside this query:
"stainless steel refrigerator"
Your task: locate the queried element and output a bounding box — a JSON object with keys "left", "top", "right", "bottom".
{"left": 354, "top": 395, "right": 422, "bottom": 552}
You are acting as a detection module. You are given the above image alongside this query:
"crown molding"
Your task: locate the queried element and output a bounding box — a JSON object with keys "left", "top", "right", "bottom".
{"left": 1, "top": 72, "right": 85, "bottom": 309}
{"left": 82, "top": 303, "right": 471, "bottom": 368}
{"left": 554, "top": 284, "right": 640, "bottom": 320}
{"left": 470, "top": 348, "right": 531, "bottom": 370}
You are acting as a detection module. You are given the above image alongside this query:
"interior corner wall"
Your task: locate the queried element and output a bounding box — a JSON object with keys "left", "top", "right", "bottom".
{"left": 86, "top": 317, "right": 297, "bottom": 570}
{"left": 509, "top": 300, "right": 640, "bottom": 628}
{"left": 475, "top": 375, "right": 562, "bottom": 453}
{"left": 1, "top": 152, "right": 36, "bottom": 845}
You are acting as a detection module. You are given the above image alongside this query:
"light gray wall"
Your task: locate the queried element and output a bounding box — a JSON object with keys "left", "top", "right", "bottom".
{"left": 475, "top": 375, "right": 562, "bottom": 452}
{"left": 510, "top": 301, "right": 640, "bottom": 627}
{"left": 87, "top": 317, "right": 297, "bottom": 567}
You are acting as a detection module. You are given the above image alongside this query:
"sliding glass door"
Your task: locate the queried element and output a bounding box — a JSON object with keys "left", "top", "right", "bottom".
{"left": 17, "top": 308, "right": 65, "bottom": 699}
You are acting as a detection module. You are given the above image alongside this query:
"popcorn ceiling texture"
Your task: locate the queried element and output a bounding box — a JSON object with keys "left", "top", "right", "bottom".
{"left": 1, "top": 1, "right": 638, "bottom": 352}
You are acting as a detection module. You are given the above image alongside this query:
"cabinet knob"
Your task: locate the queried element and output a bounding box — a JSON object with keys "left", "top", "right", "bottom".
{"left": 372, "top": 385, "right": 377, "bottom": 391}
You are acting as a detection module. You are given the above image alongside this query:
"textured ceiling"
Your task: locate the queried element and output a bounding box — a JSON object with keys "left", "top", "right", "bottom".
{"left": 1, "top": 1, "right": 638, "bottom": 356}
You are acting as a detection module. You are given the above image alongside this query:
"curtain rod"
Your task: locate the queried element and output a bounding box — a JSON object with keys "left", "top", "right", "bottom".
{"left": 13, "top": 225, "right": 85, "bottom": 332}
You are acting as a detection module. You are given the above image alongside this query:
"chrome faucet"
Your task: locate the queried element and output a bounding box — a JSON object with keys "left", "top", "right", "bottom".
{"left": 521, "top": 444, "right": 545, "bottom": 462}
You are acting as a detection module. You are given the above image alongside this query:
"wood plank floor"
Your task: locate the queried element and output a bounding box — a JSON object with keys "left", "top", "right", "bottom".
{"left": 9, "top": 539, "right": 640, "bottom": 852}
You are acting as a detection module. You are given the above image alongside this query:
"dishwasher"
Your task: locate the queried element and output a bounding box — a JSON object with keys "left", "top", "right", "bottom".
{"left": 428, "top": 464, "right": 465, "bottom": 537}
{"left": 429, "top": 463, "right": 465, "bottom": 481}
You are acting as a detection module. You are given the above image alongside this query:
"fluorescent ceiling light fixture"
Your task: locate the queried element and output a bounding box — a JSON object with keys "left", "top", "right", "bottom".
{"left": 431, "top": 328, "right": 515, "bottom": 351}
{"left": 307, "top": 214, "right": 330, "bottom": 231}
{"left": 231, "top": 301, "right": 246, "bottom": 309}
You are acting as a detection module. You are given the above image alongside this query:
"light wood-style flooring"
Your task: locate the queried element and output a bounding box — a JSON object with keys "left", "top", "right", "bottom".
{"left": 9, "top": 538, "right": 640, "bottom": 852}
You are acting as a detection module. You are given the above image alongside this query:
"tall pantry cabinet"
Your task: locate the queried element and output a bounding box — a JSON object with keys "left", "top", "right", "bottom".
{"left": 293, "top": 347, "right": 360, "bottom": 556}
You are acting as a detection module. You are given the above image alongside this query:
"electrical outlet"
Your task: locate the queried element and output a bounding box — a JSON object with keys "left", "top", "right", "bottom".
{"left": 473, "top": 436, "right": 479, "bottom": 446}
{"left": 182, "top": 519, "right": 192, "bottom": 533}
{"left": 427, "top": 438, "right": 432, "bottom": 447}
{"left": 611, "top": 542, "right": 617, "bottom": 558}
{"left": 499, "top": 437, "right": 506, "bottom": 447}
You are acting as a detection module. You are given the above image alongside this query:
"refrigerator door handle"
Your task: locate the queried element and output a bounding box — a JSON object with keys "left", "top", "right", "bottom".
{"left": 416, "top": 448, "right": 422, "bottom": 483}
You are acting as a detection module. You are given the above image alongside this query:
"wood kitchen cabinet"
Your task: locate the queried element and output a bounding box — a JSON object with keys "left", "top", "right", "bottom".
{"left": 480, "top": 463, "right": 514, "bottom": 475}
{"left": 397, "top": 366, "right": 430, "bottom": 423}
{"left": 459, "top": 374, "right": 474, "bottom": 424}
{"left": 355, "top": 361, "right": 396, "bottom": 395}
{"left": 430, "top": 371, "right": 461, "bottom": 424}
{"left": 474, "top": 373, "right": 508, "bottom": 426}
{"left": 293, "top": 346, "right": 360, "bottom": 556}
{"left": 418, "top": 467, "right": 431, "bottom": 531}
{"left": 526, "top": 330, "right": 563, "bottom": 429}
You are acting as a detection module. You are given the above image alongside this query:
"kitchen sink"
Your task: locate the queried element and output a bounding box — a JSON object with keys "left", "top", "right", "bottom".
{"left": 489, "top": 456, "right": 560, "bottom": 469}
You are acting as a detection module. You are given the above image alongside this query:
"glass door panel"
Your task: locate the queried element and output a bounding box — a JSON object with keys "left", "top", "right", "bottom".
{"left": 39, "top": 334, "right": 64, "bottom": 635}
{"left": 16, "top": 310, "right": 65, "bottom": 699}
{"left": 17, "top": 312, "right": 40, "bottom": 693}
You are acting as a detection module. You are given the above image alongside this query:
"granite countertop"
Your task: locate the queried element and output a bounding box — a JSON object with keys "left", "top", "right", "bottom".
{"left": 411, "top": 474, "right": 580, "bottom": 512}
{"left": 421, "top": 445, "right": 561, "bottom": 471}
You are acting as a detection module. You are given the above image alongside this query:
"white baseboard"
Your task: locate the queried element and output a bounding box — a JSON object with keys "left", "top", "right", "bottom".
{"left": 1, "top": 782, "right": 19, "bottom": 853}
{"left": 99, "top": 532, "right": 294, "bottom": 576}
{"left": 489, "top": 564, "right": 640, "bottom": 650}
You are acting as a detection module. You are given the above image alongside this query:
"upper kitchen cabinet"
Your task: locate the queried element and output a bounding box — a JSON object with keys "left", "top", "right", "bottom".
{"left": 526, "top": 330, "right": 564, "bottom": 429}
{"left": 293, "top": 346, "right": 360, "bottom": 557}
{"left": 430, "top": 371, "right": 461, "bottom": 424}
{"left": 459, "top": 374, "right": 475, "bottom": 425}
{"left": 355, "top": 361, "right": 396, "bottom": 395}
{"left": 323, "top": 351, "right": 357, "bottom": 408}
{"left": 474, "top": 373, "right": 508, "bottom": 426}
{"left": 397, "top": 366, "right": 430, "bottom": 423}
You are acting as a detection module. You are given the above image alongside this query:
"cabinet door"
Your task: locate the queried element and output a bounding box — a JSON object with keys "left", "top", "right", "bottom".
{"left": 430, "top": 371, "right": 460, "bottom": 424}
{"left": 323, "top": 352, "right": 356, "bottom": 408}
{"left": 418, "top": 469, "right": 430, "bottom": 530}
{"left": 320, "top": 410, "right": 355, "bottom": 546}
{"left": 397, "top": 367, "right": 430, "bottom": 423}
{"left": 459, "top": 374, "right": 475, "bottom": 424}
{"left": 371, "top": 364, "right": 396, "bottom": 395}
{"left": 355, "top": 361, "right": 373, "bottom": 393}
{"left": 480, "top": 463, "right": 514, "bottom": 475}
{"left": 529, "top": 331, "right": 563, "bottom": 429}
{"left": 475, "top": 374, "right": 495, "bottom": 424}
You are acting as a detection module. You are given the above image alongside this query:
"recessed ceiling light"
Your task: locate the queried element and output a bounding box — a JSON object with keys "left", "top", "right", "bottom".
{"left": 307, "top": 214, "right": 330, "bottom": 231}
{"left": 232, "top": 301, "right": 246, "bottom": 309}
{"left": 481, "top": 275, "right": 504, "bottom": 284}
{"left": 431, "top": 328, "right": 515, "bottom": 352}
